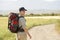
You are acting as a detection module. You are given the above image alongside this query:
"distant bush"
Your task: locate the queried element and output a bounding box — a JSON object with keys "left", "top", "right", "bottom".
{"left": 3, "top": 15, "right": 8, "bottom": 17}
{"left": 0, "top": 14, "right": 8, "bottom": 17}
{"left": 0, "top": 14, "right": 3, "bottom": 17}
{"left": 30, "top": 13, "right": 34, "bottom": 16}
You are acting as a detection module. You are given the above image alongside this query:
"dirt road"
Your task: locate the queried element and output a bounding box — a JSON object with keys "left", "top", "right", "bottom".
{"left": 27, "top": 24, "right": 60, "bottom": 40}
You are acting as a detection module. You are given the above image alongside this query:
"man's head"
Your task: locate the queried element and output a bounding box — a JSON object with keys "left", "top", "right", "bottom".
{"left": 19, "top": 7, "right": 27, "bottom": 16}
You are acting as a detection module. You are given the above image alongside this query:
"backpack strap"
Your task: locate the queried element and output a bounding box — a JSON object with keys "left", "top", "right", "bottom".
{"left": 18, "top": 16, "right": 24, "bottom": 27}
{"left": 18, "top": 16, "right": 24, "bottom": 32}
{"left": 19, "top": 16, "right": 24, "bottom": 18}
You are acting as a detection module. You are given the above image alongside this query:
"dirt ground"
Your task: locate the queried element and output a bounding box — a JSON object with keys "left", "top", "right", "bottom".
{"left": 27, "top": 24, "right": 60, "bottom": 40}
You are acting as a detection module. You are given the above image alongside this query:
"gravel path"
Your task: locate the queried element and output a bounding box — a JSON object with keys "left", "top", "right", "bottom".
{"left": 27, "top": 24, "right": 60, "bottom": 40}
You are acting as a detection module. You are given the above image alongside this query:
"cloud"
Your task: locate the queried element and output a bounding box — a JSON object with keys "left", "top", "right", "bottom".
{"left": 0, "top": 0, "right": 60, "bottom": 10}
{"left": 0, "top": 0, "right": 17, "bottom": 1}
{"left": 44, "top": 0, "right": 60, "bottom": 1}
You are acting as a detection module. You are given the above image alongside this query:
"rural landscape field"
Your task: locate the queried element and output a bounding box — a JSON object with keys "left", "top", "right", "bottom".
{"left": 0, "top": 16, "right": 60, "bottom": 40}
{"left": 0, "top": 0, "right": 60, "bottom": 40}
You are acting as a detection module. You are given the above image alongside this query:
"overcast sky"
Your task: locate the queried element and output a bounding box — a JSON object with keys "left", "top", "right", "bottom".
{"left": 0, "top": 0, "right": 60, "bottom": 11}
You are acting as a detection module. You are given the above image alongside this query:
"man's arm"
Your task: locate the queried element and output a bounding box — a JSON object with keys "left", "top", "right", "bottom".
{"left": 23, "top": 27, "right": 32, "bottom": 39}
{"left": 19, "top": 18, "right": 32, "bottom": 39}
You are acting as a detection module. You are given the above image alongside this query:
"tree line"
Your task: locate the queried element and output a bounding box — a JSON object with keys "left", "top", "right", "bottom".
{"left": 0, "top": 13, "right": 60, "bottom": 17}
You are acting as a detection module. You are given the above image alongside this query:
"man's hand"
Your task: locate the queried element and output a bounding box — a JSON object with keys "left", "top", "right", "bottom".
{"left": 27, "top": 31, "right": 32, "bottom": 39}
{"left": 29, "top": 35, "right": 32, "bottom": 39}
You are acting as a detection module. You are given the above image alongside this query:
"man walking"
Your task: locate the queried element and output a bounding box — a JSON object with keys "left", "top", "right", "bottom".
{"left": 17, "top": 7, "right": 32, "bottom": 40}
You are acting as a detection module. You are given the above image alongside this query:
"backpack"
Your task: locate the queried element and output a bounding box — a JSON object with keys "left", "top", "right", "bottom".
{"left": 8, "top": 12, "right": 24, "bottom": 33}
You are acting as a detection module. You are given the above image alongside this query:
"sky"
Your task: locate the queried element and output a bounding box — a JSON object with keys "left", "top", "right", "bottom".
{"left": 0, "top": 0, "right": 60, "bottom": 11}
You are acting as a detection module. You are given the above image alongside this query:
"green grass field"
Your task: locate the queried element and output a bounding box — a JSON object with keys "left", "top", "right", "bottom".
{"left": 0, "top": 17, "right": 60, "bottom": 40}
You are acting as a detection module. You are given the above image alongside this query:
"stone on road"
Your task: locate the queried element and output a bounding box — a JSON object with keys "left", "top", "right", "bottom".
{"left": 27, "top": 24, "right": 60, "bottom": 40}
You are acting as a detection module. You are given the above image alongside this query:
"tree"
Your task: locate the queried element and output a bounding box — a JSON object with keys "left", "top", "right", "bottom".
{"left": 30, "top": 13, "right": 34, "bottom": 16}
{"left": 0, "top": 14, "right": 3, "bottom": 17}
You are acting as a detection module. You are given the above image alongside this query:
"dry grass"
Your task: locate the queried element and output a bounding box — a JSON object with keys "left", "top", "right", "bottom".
{"left": 0, "top": 17, "right": 60, "bottom": 40}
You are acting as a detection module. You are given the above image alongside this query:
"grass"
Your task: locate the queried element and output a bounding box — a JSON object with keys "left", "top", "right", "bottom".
{"left": 0, "top": 17, "right": 60, "bottom": 40}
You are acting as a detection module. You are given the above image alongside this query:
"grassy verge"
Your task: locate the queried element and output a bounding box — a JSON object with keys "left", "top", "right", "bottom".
{"left": 0, "top": 17, "right": 60, "bottom": 40}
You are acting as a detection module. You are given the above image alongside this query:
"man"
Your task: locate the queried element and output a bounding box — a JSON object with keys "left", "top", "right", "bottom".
{"left": 17, "top": 7, "right": 32, "bottom": 40}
